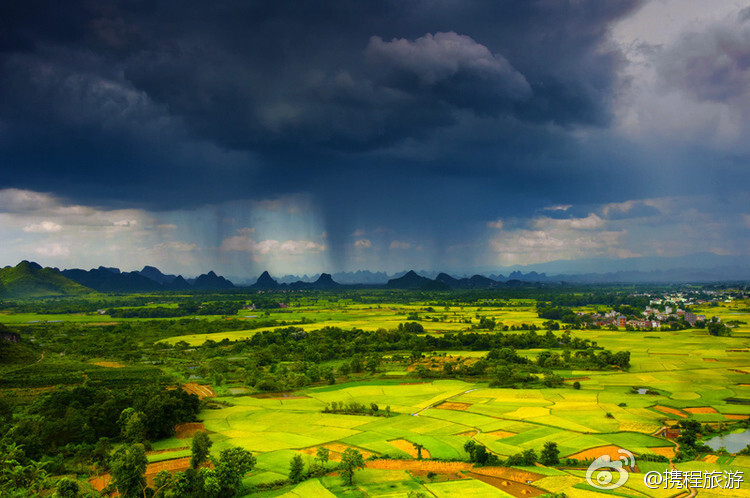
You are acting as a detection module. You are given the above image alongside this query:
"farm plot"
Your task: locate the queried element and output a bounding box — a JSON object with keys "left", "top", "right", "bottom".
{"left": 424, "top": 479, "right": 511, "bottom": 497}
{"left": 168, "top": 303, "right": 750, "bottom": 496}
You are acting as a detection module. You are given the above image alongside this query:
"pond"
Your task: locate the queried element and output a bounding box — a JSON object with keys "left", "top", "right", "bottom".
{"left": 704, "top": 429, "right": 750, "bottom": 453}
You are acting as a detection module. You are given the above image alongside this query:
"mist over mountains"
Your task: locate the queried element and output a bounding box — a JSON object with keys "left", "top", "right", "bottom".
{"left": 241, "top": 253, "right": 750, "bottom": 286}
{"left": 2, "top": 252, "right": 749, "bottom": 298}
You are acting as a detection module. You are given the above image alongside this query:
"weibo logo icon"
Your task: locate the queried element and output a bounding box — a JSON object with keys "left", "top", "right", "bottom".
{"left": 585, "top": 449, "right": 635, "bottom": 490}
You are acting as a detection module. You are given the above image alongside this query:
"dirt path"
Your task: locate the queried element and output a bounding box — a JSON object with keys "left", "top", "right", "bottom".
{"left": 668, "top": 440, "right": 696, "bottom": 498}
{"left": 646, "top": 430, "right": 694, "bottom": 498}
{"left": 651, "top": 426, "right": 667, "bottom": 436}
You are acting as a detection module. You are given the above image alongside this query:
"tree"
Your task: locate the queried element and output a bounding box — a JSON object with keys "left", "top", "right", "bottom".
{"left": 190, "top": 431, "right": 213, "bottom": 469}
{"left": 366, "top": 355, "right": 380, "bottom": 373}
{"left": 540, "top": 442, "right": 560, "bottom": 466}
{"left": 543, "top": 372, "right": 564, "bottom": 387}
{"left": 214, "top": 447, "right": 256, "bottom": 496}
{"left": 109, "top": 443, "right": 147, "bottom": 498}
{"left": 522, "top": 449, "right": 538, "bottom": 465}
{"left": 349, "top": 355, "right": 364, "bottom": 373}
{"left": 473, "top": 444, "right": 489, "bottom": 465}
{"left": 324, "top": 367, "right": 336, "bottom": 385}
{"left": 171, "top": 470, "right": 196, "bottom": 497}
{"left": 463, "top": 439, "right": 483, "bottom": 463}
{"left": 339, "top": 448, "right": 365, "bottom": 486}
{"left": 118, "top": 408, "right": 148, "bottom": 446}
{"left": 288, "top": 454, "right": 305, "bottom": 483}
{"left": 412, "top": 442, "right": 425, "bottom": 460}
{"left": 56, "top": 477, "right": 80, "bottom": 497}
{"left": 152, "top": 470, "right": 175, "bottom": 497}
{"left": 316, "top": 447, "right": 330, "bottom": 466}
{"left": 338, "top": 362, "right": 351, "bottom": 376}
{"left": 200, "top": 468, "right": 221, "bottom": 497}
{"left": 91, "top": 437, "right": 112, "bottom": 470}
{"left": 708, "top": 322, "right": 730, "bottom": 336}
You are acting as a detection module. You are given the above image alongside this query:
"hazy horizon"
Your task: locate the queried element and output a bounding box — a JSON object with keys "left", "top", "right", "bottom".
{"left": 7, "top": 250, "right": 750, "bottom": 285}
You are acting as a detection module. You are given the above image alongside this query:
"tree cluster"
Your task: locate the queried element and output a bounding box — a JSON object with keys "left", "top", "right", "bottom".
{"left": 2, "top": 385, "right": 198, "bottom": 463}
{"left": 323, "top": 401, "right": 392, "bottom": 417}
{"left": 674, "top": 420, "right": 713, "bottom": 461}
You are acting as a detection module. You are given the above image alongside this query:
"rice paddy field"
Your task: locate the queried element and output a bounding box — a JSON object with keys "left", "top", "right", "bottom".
{"left": 149, "top": 299, "right": 750, "bottom": 497}
{"left": 3, "top": 293, "right": 749, "bottom": 496}
{"left": 160, "top": 301, "right": 549, "bottom": 346}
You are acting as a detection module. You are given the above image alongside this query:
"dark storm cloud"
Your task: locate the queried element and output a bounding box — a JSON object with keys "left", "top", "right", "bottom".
{"left": 0, "top": 0, "right": 648, "bottom": 266}
{"left": 1, "top": 0, "right": 640, "bottom": 153}
{"left": 118, "top": 0, "right": 638, "bottom": 151}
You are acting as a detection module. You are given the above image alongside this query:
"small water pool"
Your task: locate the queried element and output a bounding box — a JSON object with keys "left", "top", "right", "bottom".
{"left": 704, "top": 429, "right": 750, "bottom": 453}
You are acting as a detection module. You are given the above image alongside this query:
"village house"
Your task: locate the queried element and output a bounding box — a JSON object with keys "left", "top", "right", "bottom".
{"left": 1, "top": 331, "right": 21, "bottom": 343}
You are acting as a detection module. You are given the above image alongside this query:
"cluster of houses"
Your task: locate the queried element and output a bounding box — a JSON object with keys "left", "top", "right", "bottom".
{"left": 578, "top": 286, "right": 747, "bottom": 330}
{"left": 0, "top": 330, "right": 21, "bottom": 343}
{"left": 582, "top": 310, "right": 665, "bottom": 330}
{"left": 580, "top": 299, "right": 714, "bottom": 331}
{"left": 641, "top": 306, "right": 709, "bottom": 327}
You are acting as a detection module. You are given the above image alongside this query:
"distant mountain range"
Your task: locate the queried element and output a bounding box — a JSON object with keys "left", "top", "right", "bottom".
{"left": 265, "top": 270, "right": 391, "bottom": 285}
{"left": 2, "top": 252, "right": 749, "bottom": 299}
{"left": 249, "top": 253, "right": 750, "bottom": 285}
{"left": 250, "top": 271, "right": 341, "bottom": 290}
{"left": 383, "top": 270, "right": 544, "bottom": 290}
{"left": 250, "top": 269, "right": 564, "bottom": 291}
{"left": 59, "top": 265, "right": 235, "bottom": 292}
{"left": 0, "top": 261, "right": 236, "bottom": 298}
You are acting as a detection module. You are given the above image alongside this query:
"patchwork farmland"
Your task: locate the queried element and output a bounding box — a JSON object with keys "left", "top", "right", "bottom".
{"left": 1, "top": 288, "right": 749, "bottom": 496}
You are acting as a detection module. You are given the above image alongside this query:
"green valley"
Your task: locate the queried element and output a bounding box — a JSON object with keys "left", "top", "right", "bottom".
{"left": 1, "top": 285, "right": 749, "bottom": 496}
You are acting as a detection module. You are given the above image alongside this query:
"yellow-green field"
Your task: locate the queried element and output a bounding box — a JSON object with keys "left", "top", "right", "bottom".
{"left": 3, "top": 295, "right": 748, "bottom": 496}
{"left": 161, "top": 301, "right": 750, "bottom": 496}
{"left": 161, "top": 303, "right": 548, "bottom": 345}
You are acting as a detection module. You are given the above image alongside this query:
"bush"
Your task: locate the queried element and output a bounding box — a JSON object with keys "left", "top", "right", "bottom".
{"left": 638, "top": 453, "right": 669, "bottom": 462}
{"left": 56, "top": 478, "right": 80, "bottom": 498}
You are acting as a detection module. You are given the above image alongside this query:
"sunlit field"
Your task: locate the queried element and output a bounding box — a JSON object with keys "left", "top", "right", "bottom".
{"left": 2, "top": 292, "right": 749, "bottom": 496}
{"left": 161, "top": 301, "right": 547, "bottom": 346}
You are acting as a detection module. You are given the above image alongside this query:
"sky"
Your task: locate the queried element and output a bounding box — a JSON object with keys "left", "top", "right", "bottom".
{"left": 1, "top": 0, "right": 749, "bottom": 277}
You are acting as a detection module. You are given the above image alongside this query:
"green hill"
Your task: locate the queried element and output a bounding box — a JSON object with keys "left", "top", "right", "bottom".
{"left": 0, "top": 261, "right": 92, "bottom": 298}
